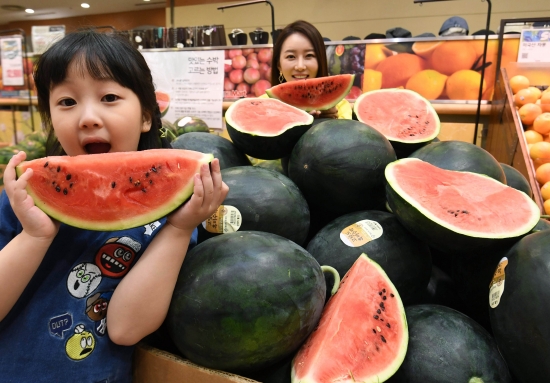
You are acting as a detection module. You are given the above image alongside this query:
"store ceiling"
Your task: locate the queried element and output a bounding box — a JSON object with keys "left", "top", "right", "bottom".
{"left": 0, "top": 1, "right": 166, "bottom": 26}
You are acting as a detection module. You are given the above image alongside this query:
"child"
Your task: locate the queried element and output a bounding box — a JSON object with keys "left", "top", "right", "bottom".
{"left": 0, "top": 30, "right": 228, "bottom": 382}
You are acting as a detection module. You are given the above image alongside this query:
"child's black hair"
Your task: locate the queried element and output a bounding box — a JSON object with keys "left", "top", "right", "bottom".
{"left": 34, "top": 29, "right": 171, "bottom": 155}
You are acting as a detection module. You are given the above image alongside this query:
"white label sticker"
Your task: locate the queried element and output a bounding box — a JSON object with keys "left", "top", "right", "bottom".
{"left": 489, "top": 257, "right": 508, "bottom": 309}
{"left": 202, "top": 205, "right": 242, "bottom": 233}
{"left": 339, "top": 220, "right": 383, "bottom": 247}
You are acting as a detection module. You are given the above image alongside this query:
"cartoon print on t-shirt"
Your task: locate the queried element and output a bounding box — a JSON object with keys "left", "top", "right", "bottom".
{"left": 67, "top": 263, "right": 102, "bottom": 298}
{"left": 65, "top": 324, "right": 95, "bottom": 361}
{"left": 95, "top": 236, "right": 141, "bottom": 278}
{"left": 85, "top": 291, "right": 113, "bottom": 336}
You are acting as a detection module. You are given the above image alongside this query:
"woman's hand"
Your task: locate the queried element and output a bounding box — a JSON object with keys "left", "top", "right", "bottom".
{"left": 3, "top": 151, "right": 60, "bottom": 240}
{"left": 167, "top": 158, "right": 229, "bottom": 232}
{"left": 310, "top": 106, "right": 338, "bottom": 119}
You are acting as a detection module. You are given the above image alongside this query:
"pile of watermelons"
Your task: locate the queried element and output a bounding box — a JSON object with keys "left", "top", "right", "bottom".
{"left": 146, "top": 86, "right": 549, "bottom": 383}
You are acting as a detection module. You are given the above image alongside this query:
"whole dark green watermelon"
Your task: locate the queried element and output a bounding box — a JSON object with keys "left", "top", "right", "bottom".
{"left": 171, "top": 132, "right": 251, "bottom": 169}
{"left": 173, "top": 116, "right": 209, "bottom": 135}
{"left": 388, "top": 304, "right": 512, "bottom": 383}
{"left": 166, "top": 231, "right": 326, "bottom": 373}
{"left": 489, "top": 230, "right": 550, "bottom": 383}
{"left": 500, "top": 162, "right": 532, "bottom": 197}
{"left": 288, "top": 119, "right": 396, "bottom": 214}
{"left": 409, "top": 140, "right": 506, "bottom": 183}
{"left": 306, "top": 210, "right": 432, "bottom": 305}
{"left": 198, "top": 166, "right": 310, "bottom": 245}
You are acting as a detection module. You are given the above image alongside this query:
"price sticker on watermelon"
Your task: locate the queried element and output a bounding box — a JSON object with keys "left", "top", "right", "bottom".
{"left": 339, "top": 220, "right": 383, "bottom": 247}
{"left": 489, "top": 257, "right": 508, "bottom": 308}
{"left": 203, "top": 205, "right": 242, "bottom": 233}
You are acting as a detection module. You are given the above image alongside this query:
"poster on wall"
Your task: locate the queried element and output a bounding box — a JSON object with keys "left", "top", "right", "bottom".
{"left": 0, "top": 36, "right": 25, "bottom": 87}
{"left": 142, "top": 50, "right": 224, "bottom": 129}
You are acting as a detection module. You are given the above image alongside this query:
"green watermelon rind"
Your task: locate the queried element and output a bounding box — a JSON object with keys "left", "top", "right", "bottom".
{"left": 385, "top": 158, "right": 540, "bottom": 247}
{"left": 353, "top": 88, "right": 441, "bottom": 145}
{"left": 16, "top": 150, "right": 213, "bottom": 231}
{"left": 291, "top": 253, "right": 409, "bottom": 383}
{"left": 266, "top": 74, "right": 355, "bottom": 111}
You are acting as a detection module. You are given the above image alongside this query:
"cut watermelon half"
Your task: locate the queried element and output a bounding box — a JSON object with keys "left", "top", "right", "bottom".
{"left": 16, "top": 149, "right": 212, "bottom": 231}
{"left": 266, "top": 74, "right": 355, "bottom": 111}
{"left": 385, "top": 158, "right": 540, "bottom": 252}
{"left": 292, "top": 253, "right": 408, "bottom": 383}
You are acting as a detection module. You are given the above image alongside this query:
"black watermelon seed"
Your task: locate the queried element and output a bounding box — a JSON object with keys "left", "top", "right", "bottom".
{"left": 380, "top": 302, "right": 385, "bottom": 308}
{"left": 69, "top": 183, "right": 73, "bottom": 188}
{"left": 390, "top": 293, "right": 395, "bottom": 298}
{"left": 372, "top": 329, "right": 376, "bottom": 334}
{"left": 381, "top": 335, "right": 386, "bottom": 343}
{"left": 111, "top": 182, "right": 116, "bottom": 188}
{"left": 374, "top": 315, "right": 379, "bottom": 320}
{"left": 55, "top": 185, "right": 61, "bottom": 192}
{"left": 382, "top": 289, "right": 386, "bottom": 293}
{"left": 149, "top": 180, "right": 153, "bottom": 184}
{"left": 44, "top": 162, "right": 48, "bottom": 168}
{"left": 129, "top": 177, "right": 133, "bottom": 183}
{"left": 377, "top": 309, "right": 381, "bottom": 314}
{"left": 66, "top": 174, "right": 71, "bottom": 181}
{"left": 383, "top": 296, "right": 387, "bottom": 300}
{"left": 386, "top": 323, "right": 391, "bottom": 328}
{"left": 56, "top": 166, "right": 61, "bottom": 172}
{"left": 63, "top": 188, "right": 68, "bottom": 195}
{"left": 145, "top": 172, "right": 150, "bottom": 178}
{"left": 142, "top": 188, "right": 146, "bottom": 193}
{"left": 378, "top": 292, "right": 382, "bottom": 296}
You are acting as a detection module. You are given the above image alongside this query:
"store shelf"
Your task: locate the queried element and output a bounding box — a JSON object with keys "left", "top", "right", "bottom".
{"left": 0, "top": 97, "right": 37, "bottom": 107}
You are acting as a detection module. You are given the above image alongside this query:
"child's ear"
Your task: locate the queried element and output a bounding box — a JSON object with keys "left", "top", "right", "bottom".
{"left": 141, "top": 116, "right": 152, "bottom": 133}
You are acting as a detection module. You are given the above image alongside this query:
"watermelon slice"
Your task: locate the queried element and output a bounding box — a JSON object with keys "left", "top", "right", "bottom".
{"left": 266, "top": 74, "right": 355, "bottom": 111}
{"left": 385, "top": 158, "right": 540, "bottom": 252}
{"left": 353, "top": 89, "right": 440, "bottom": 157}
{"left": 225, "top": 98, "right": 313, "bottom": 160}
{"left": 292, "top": 253, "right": 408, "bottom": 383}
{"left": 16, "top": 149, "right": 212, "bottom": 231}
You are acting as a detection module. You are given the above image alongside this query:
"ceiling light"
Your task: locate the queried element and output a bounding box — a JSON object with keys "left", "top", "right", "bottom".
{"left": 25, "top": 8, "right": 34, "bottom": 13}
{"left": 81, "top": 3, "right": 90, "bottom": 8}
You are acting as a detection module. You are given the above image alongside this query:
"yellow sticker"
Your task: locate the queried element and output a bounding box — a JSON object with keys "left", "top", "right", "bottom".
{"left": 339, "top": 220, "right": 383, "bottom": 247}
{"left": 489, "top": 257, "right": 508, "bottom": 309}
{"left": 202, "top": 205, "right": 242, "bottom": 234}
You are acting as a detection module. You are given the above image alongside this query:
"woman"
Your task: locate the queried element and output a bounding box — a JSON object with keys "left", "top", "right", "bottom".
{"left": 268, "top": 20, "right": 352, "bottom": 119}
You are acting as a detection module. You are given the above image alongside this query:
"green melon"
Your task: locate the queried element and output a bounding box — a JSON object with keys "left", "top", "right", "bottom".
{"left": 16, "top": 149, "right": 212, "bottom": 230}
{"left": 385, "top": 158, "right": 540, "bottom": 253}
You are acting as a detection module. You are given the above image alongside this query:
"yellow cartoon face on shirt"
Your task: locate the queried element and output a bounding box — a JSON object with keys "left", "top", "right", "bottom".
{"left": 66, "top": 324, "right": 95, "bottom": 361}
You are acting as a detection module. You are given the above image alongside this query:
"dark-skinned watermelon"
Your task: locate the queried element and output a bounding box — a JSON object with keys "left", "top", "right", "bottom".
{"left": 266, "top": 74, "right": 355, "bottom": 111}
{"left": 198, "top": 166, "right": 310, "bottom": 246}
{"left": 387, "top": 304, "right": 512, "bottom": 383}
{"left": 288, "top": 119, "right": 396, "bottom": 215}
{"left": 167, "top": 231, "right": 328, "bottom": 373}
{"left": 385, "top": 158, "right": 540, "bottom": 253}
{"left": 170, "top": 132, "right": 251, "bottom": 169}
{"left": 173, "top": 116, "right": 209, "bottom": 135}
{"left": 489, "top": 230, "right": 550, "bottom": 383}
{"left": 353, "top": 89, "right": 440, "bottom": 158}
{"left": 500, "top": 162, "right": 532, "bottom": 197}
{"left": 292, "top": 253, "right": 408, "bottom": 383}
{"left": 16, "top": 149, "right": 212, "bottom": 231}
{"left": 225, "top": 98, "right": 314, "bottom": 160}
{"left": 409, "top": 140, "right": 506, "bottom": 183}
{"left": 306, "top": 210, "right": 432, "bottom": 305}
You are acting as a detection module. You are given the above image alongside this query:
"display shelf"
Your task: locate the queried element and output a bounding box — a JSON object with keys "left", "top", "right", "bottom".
{"left": 0, "top": 97, "right": 38, "bottom": 107}
{"left": 484, "top": 67, "right": 544, "bottom": 214}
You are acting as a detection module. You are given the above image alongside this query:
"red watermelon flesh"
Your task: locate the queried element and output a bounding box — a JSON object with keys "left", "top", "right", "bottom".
{"left": 266, "top": 74, "right": 355, "bottom": 111}
{"left": 386, "top": 158, "right": 540, "bottom": 237}
{"left": 292, "top": 253, "right": 408, "bottom": 383}
{"left": 16, "top": 149, "right": 213, "bottom": 231}
{"left": 155, "top": 90, "right": 170, "bottom": 117}
{"left": 353, "top": 89, "right": 440, "bottom": 143}
{"left": 225, "top": 98, "right": 313, "bottom": 136}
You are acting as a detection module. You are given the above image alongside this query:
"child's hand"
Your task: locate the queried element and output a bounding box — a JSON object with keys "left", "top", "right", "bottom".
{"left": 167, "top": 158, "right": 229, "bottom": 232}
{"left": 310, "top": 106, "right": 338, "bottom": 119}
{"left": 3, "top": 151, "right": 60, "bottom": 240}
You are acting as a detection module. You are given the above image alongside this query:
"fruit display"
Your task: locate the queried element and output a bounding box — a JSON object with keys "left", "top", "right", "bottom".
{"left": 223, "top": 48, "right": 273, "bottom": 98}
{"left": 15, "top": 149, "right": 212, "bottom": 230}
{"left": 508, "top": 74, "right": 550, "bottom": 213}
{"left": 0, "top": 130, "right": 47, "bottom": 189}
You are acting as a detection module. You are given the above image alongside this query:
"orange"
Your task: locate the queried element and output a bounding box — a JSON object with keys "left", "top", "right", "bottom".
{"left": 405, "top": 69, "right": 448, "bottom": 100}
{"left": 509, "top": 75, "right": 530, "bottom": 94}
{"left": 362, "top": 69, "right": 382, "bottom": 92}
{"left": 446, "top": 70, "right": 485, "bottom": 100}
{"left": 430, "top": 41, "right": 478, "bottom": 76}
{"left": 519, "top": 103, "right": 542, "bottom": 126}
{"left": 544, "top": 199, "right": 550, "bottom": 214}
{"left": 530, "top": 141, "right": 550, "bottom": 160}
{"left": 364, "top": 44, "right": 391, "bottom": 70}
{"left": 375, "top": 53, "right": 429, "bottom": 89}
{"left": 514, "top": 88, "right": 540, "bottom": 107}
{"left": 536, "top": 162, "right": 550, "bottom": 185}
{"left": 412, "top": 41, "right": 442, "bottom": 59}
{"left": 524, "top": 129, "right": 544, "bottom": 144}
{"left": 533, "top": 113, "right": 550, "bottom": 136}
{"left": 540, "top": 92, "right": 550, "bottom": 113}
{"left": 529, "top": 86, "right": 543, "bottom": 99}
{"left": 541, "top": 181, "right": 550, "bottom": 201}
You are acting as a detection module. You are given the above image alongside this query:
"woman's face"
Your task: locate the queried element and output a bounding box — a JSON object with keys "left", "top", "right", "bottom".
{"left": 278, "top": 32, "right": 318, "bottom": 82}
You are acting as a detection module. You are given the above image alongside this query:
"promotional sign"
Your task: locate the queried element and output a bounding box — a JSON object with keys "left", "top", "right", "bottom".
{"left": 518, "top": 28, "right": 550, "bottom": 63}
{"left": 142, "top": 50, "right": 224, "bottom": 129}
{"left": 31, "top": 25, "right": 65, "bottom": 54}
{"left": 0, "top": 36, "right": 24, "bottom": 87}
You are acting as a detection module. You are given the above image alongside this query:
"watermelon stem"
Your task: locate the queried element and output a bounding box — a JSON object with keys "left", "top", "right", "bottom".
{"left": 160, "top": 127, "right": 177, "bottom": 141}
{"left": 321, "top": 265, "right": 341, "bottom": 296}
{"left": 541, "top": 215, "right": 550, "bottom": 219}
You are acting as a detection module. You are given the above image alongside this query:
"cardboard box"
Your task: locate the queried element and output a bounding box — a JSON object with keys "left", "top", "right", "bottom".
{"left": 133, "top": 343, "right": 260, "bottom": 383}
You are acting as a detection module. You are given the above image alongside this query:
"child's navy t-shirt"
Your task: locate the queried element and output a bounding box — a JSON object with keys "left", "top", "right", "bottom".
{"left": 0, "top": 191, "right": 196, "bottom": 382}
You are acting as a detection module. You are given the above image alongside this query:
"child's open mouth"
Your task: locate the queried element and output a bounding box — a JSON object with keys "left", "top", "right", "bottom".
{"left": 85, "top": 143, "right": 111, "bottom": 154}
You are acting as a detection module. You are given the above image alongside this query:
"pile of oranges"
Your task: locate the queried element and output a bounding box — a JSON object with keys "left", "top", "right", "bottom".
{"left": 512, "top": 75, "right": 550, "bottom": 213}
